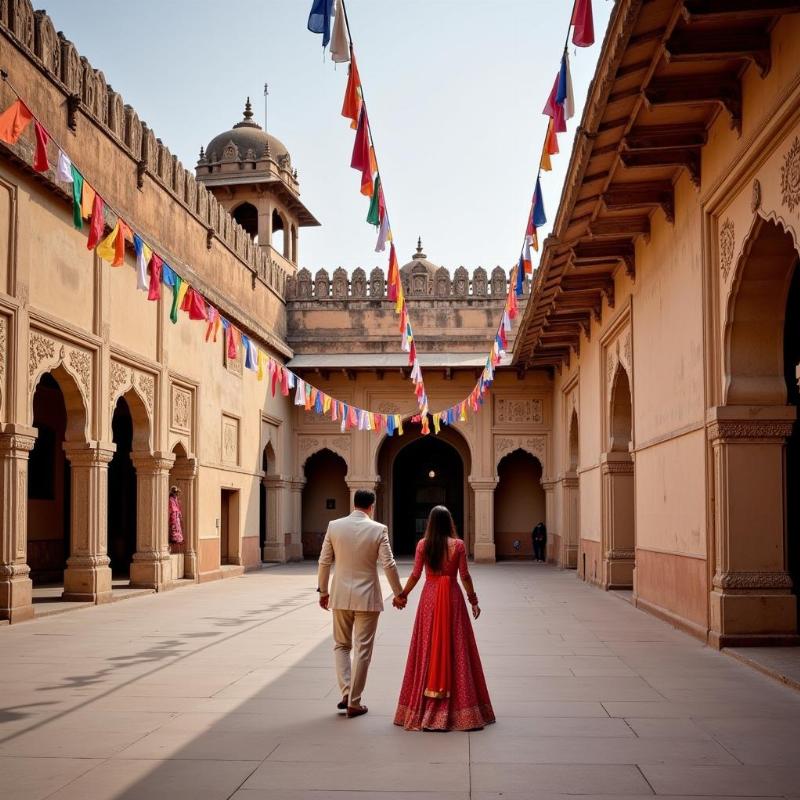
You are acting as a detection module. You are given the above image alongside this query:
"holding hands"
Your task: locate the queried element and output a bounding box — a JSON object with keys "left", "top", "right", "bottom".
{"left": 392, "top": 593, "right": 407, "bottom": 610}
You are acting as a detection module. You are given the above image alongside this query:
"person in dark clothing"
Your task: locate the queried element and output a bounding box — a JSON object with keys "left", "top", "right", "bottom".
{"left": 532, "top": 522, "right": 547, "bottom": 562}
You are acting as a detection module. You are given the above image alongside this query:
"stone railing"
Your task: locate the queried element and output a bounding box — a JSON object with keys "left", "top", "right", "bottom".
{"left": 0, "top": 1, "right": 287, "bottom": 298}
{"left": 286, "top": 265, "right": 528, "bottom": 301}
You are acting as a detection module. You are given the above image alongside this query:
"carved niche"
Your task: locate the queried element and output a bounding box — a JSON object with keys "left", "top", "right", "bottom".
{"left": 494, "top": 397, "right": 544, "bottom": 425}
{"left": 33, "top": 10, "right": 60, "bottom": 75}
{"left": 123, "top": 105, "right": 142, "bottom": 159}
{"left": 109, "top": 359, "right": 155, "bottom": 423}
{"left": 222, "top": 414, "right": 240, "bottom": 466}
{"left": 351, "top": 268, "right": 367, "bottom": 298}
{"left": 332, "top": 267, "right": 348, "bottom": 299}
{"left": 222, "top": 140, "right": 239, "bottom": 162}
{"left": 107, "top": 88, "right": 124, "bottom": 139}
{"left": 58, "top": 33, "right": 82, "bottom": 94}
{"left": 28, "top": 331, "right": 93, "bottom": 415}
{"left": 9, "top": 0, "right": 34, "bottom": 50}
{"left": 781, "top": 135, "right": 800, "bottom": 213}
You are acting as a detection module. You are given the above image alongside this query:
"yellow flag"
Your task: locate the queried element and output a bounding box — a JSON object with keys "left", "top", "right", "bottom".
{"left": 95, "top": 222, "right": 120, "bottom": 262}
{"left": 257, "top": 351, "right": 265, "bottom": 381}
{"left": 176, "top": 279, "right": 189, "bottom": 309}
{"left": 396, "top": 414, "right": 403, "bottom": 436}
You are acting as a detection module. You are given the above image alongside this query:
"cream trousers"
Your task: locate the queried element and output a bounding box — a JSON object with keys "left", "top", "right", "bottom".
{"left": 332, "top": 609, "right": 380, "bottom": 707}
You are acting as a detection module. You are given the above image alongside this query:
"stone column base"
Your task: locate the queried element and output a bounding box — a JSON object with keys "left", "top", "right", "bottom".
{"left": 560, "top": 544, "right": 578, "bottom": 570}
{"left": 474, "top": 542, "right": 496, "bottom": 563}
{"left": 603, "top": 552, "right": 635, "bottom": 590}
{"left": 0, "top": 567, "right": 34, "bottom": 623}
{"left": 63, "top": 556, "right": 113, "bottom": 603}
{"left": 130, "top": 554, "right": 171, "bottom": 590}
{"left": 263, "top": 543, "right": 287, "bottom": 563}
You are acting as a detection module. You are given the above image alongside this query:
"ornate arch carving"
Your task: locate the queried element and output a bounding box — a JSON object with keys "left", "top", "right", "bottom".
{"left": 109, "top": 359, "right": 155, "bottom": 447}
{"left": 298, "top": 436, "right": 351, "bottom": 471}
{"left": 494, "top": 435, "right": 547, "bottom": 474}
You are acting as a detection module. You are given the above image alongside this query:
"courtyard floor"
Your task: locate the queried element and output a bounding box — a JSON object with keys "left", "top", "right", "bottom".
{"left": 2, "top": 562, "right": 800, "bottom": 800}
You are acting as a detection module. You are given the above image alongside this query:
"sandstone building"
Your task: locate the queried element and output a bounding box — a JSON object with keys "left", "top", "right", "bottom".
{"left": 1, "top": 0, "right": 799, "bottom": 651}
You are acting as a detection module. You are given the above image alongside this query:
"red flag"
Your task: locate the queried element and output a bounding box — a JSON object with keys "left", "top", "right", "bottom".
{"left": 182, "top": 287, "right": 208, "bottom": 321}
{"left": 572, "top": 0, "right": 595, "bottom": 47}
{"left": 33, "top": 121, "right": 49, "bottom": 172}
{"left": 147, "top": 253, "right": 163, "bottom": 300}
{"left": 0, "top": 99, "right": 33, "bottom": 144}
{"left": 86, "top": 193, "right": 106, "bottom": 250}
{"left": 227, "top": 326, "right": 238, "bottom": 360}
{"left": 350, "top": 106, "right": 371, "bottom": 186}
{"left": 280, "top": 367, "right": 289, "bottom": 397}
{"left": 341, "top": 54, "right": 362, "bottom": 129}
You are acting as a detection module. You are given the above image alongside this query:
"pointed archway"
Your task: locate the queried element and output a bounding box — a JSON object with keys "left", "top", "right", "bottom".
{"left": 301, "top": 449, "right": 348, "bottom": 559}
{"left": 494, "top": 449, "right": 545, "bottom": 559}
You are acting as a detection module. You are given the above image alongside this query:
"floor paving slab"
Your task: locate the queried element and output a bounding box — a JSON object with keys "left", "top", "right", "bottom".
{"left": 1, "top": 563, "right": 800, "bottom": 800}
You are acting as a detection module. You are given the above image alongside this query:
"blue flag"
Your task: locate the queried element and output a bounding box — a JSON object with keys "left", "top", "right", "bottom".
{"left": 307, "top": 0, "right": 335, "bottom": 47}
{"left": 532, "top": 178, "right": 547, "bottom": 228}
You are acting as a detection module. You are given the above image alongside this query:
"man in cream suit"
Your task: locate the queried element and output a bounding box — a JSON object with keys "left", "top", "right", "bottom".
{"left": 318, "top": 489, "right": 405, "bottom": 718}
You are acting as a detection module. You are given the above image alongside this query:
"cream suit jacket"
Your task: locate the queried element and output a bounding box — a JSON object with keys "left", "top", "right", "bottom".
{"left": 317, "top": 510, "right": 403, "bottom": 612}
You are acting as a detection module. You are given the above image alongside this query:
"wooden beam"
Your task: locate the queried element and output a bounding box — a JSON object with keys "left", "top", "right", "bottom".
{"left": 665, "top": 28, "right": 772, "bottom": 77}
{"left": 572, "top": 239, "right": 636, "bottom": 280}
{"left": 603, "top": 181, "right": 674, "bottom": 223}
{"left": 644, "top": 74, "right": 742, "bottom": 133}
{"left": 619, "top": 147, "right": 701, "bottom": 186}
{"left": 616, "top": 58, "right": 651, "bottom": 78}
{"left": 682, "top": 0, "right": 800, "bottom": 24}
{"left": 598, "top": 115, "right": 629, "bottom": 133}
{"left": 623, "top": 124, "right": 707, "bottom": 151}
{"left": 588, "top": 215, "right": 650, "bottom": 240}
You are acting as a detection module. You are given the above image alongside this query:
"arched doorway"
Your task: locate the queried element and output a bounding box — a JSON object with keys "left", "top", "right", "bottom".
{"left": 302, "top": 449, "right": 348, "bottom": 559}
{"left": 602, "top": 364, "right": 635, "bottom": 589}
{"left": 27, "top": 373, "right": 70, "bottom": 586}
{"left": 567, "top": 409, "right": 582, "bottom": 574}
{"left": 260, "top": 442, "right": 277, "bottom": 560}
{"left": 108, "top": 397, "right": 137, "bottom": 578}
{"left": 376, "top": 426, "right": 471, "bottom": 557}
{"left": 272, "top": 209, "right": 286, "bottom": 258}
{"left": 785, "top": 255, "right": 800, "bottom": 614}
{"left": 494, "top": 449, "right": 545, "bottom": 559}
{"left": 710, "top": 217, "right": 799, "bottom": 644}
{"left": 168, "top": 442, "right": 196, "bottom": 580}
{"left": 232, "top": 202, "right": 258, "bottom": 242}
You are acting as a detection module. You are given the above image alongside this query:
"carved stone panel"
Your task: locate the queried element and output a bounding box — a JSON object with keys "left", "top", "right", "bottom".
{"left": 222, "top": 414, "right": 240, "bottom": 466}
{"left": 719, "top": 218, "right": 735, "bottom": 280}
{"left": 453, "top": 266, "right": 468, "bottom": 297}
{"left": 494, "top": 397, "right": 543, "bottom": 425}
{"left": 332, "top": 267, "right": 348, "bottom": 299}
{"left": 370, "top": 267, "right": 385, "bottom": 298}
{"left": 351, "top": 268, "right": 367, "bottom": 298}
{"left": 781, "top": 135, "right": 800, "bottom": 213}
{"left": 296, "top": 268, "right": 312, "bottom": 299}
{"left": 434, "top": 267, "right": 451, "bottom": 297}
{"left": 314, "top": 269, "right": 330, "bottom": 299}
{"left": 34, "top": 10, "right": 60, "bottom": 75}
{"left": 9, "top": 0, "right": 34, "bottom": 50}
{"left": 171, "top": 385, "right": 192, "bottom": 433}
{"left": 298, "top": 435, "right": 351, "bottom": 469}
{"left": 490, "top": 266, "right": 506, "bottom": 296}
{"left": 472, "top": 267, "right": 487, "bottom": 297}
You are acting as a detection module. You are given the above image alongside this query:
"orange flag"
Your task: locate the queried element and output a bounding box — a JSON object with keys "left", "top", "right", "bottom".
{"left": 0, "top": 99, "right": 33, "bottom": 144}
{"left": 341, "top": 54, "right": 362, "bottom": 129}
{"left": 81, "top": 183, "right": 96, "bottom": 220}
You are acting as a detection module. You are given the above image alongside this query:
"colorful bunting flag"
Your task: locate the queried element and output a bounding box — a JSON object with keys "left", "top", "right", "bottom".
{"left": 56, "top": 150, "right": 73, "bottom": 183}
{"left": 86, "top": 193, "right": 105, "bottom": 250}
{"left": 366, "top": 174, "right": 382, "bottom": 226}
{"left": 69, "top": 166, "right": 83, "bottom": 230}
{"left": 543, "top": 73, "right": 567, "bottom": 134}
{"left": 571, "top": 0, "right": 595, "bottom": 47}
{"left": 0, "top": 99, "right": 33, "bottom": 144}
{"left": 556, "top": 51, "right": 575, "bottom": 121}
{"left": 33, "top": 121, "right": 49, "bottom": 172}
{"left": 330, "top": 0, "right": 349, "bottom": 63}
{"left": 341, "top": 54, "right": 362, "bottom": 129}
{"left": 307, "top": 0, "right": 335, "bottom": 47}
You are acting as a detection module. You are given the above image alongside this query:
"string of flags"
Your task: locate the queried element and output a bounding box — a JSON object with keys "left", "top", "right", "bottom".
{"left": 307, "top": 0, "right": 595, "bottom": 431}
{"left": 308, "top": 0, "right": 431, "bottom": 427}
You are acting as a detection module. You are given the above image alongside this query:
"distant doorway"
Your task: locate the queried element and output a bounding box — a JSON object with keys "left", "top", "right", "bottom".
{"left": 494, "top": 449, "right": 545, "bottom": 559}
{"left": 220, "top": 488, "right": 240, "bottom": 566}
{"left": 108, "top": 397, "right": 137, "bottom": 578}
{"left": 301, "top": 449, "right": 348, "bottom": 559}
{"left": 391, "top": 436, "right": 464, "bottom": 556}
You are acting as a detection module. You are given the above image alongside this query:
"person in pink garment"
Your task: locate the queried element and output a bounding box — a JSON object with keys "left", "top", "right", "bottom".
{"left": 168, "top": 485, "right": 184, "bottom": 551}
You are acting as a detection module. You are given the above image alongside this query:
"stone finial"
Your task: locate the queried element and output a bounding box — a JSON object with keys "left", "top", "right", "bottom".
{"left": 198, "top": 145, "right": 206, "bottom": 164}
{"left": 415, "top": 236, "right": 426, "bottom": 259}
{"left": 243, "top": 97, "right": 253, "bottom": 121}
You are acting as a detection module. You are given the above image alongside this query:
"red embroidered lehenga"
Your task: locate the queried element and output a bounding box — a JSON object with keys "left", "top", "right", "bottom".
{"left": 394, "top": 538, "right": 495, "bottom": 731}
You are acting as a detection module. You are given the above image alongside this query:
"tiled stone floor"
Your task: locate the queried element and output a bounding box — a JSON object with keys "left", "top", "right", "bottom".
{"left": 1, "top": 561, "right": 800, "bottom": 799}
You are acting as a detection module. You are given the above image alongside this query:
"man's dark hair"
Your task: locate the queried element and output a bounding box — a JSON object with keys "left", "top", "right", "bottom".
{"left": 354, "top": 489, "right": 375, "bottom": 509}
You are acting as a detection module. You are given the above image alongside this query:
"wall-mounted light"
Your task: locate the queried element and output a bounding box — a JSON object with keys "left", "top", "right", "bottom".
{"left": 428, "top": 470, "right": 436, "bottom": 479}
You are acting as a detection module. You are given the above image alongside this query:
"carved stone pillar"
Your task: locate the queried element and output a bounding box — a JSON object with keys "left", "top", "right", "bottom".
{"left": 262, "top": 474, "right": 289, "bottom": 562}
{"left": 470, "top": 477, "right": 498, "bottom": 563}
{"left": 541, "top": 479, "right": 557, "bottom": 564}
{"left": 130, "top": 452, "right": 175, "bottom": 589}
{"left": 707, "top": 408, "right": 798, "bottom": 647}
{"left": 601, "top": 452, "right": 635, "bottom": 589}
{"left": 171, "top": 456, "right": 198, "bottom": 580}
{"left": 560, "top": 471, "right": 579, "bottom": 569}
{"left": 0, "top": 425, "right": 37, "bottom": 622}
{"left": 62, "top": 441, "right": 116, "bottom": 602}
{"left": 287, "top": 478, "right": 305, "bottom": 561}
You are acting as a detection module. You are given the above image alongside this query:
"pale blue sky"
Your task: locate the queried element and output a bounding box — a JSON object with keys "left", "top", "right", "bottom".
{"left": 43, "top": 0, "right": 611, "bottom": 273}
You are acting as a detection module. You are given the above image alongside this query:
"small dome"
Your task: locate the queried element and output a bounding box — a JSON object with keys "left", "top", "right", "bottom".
{"left": 204, "top": 98, "right": 290, "bottom": 164}
{"left": 400, "top": 237, "right": 438, "bottom": 275}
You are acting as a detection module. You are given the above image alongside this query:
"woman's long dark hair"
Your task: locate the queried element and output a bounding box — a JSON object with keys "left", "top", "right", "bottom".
{"left": 423, "top": 505, "right": 457, "bottom": 572}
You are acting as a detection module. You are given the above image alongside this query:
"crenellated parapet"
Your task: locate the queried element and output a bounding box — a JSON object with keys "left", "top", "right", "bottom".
{"left": 0, "top": 1, "right": 288, "bottom": 298}
{"left": 287, "top": 265, "right": 525, "bottom": 302}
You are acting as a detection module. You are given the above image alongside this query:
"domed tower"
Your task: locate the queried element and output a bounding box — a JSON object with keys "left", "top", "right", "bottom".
{"left": 195, "top": 98, "right": 319, "bottom": 271}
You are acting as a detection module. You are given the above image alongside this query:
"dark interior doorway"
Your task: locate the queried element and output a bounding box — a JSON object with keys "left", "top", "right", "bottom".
{"left": 784, "top": 258, "right": 800, "bottom": 612}
{"left": 108, "top": 397, "right": 137, "bottom": 577}
{"left": 220, "top": 488, "right": 239, "bottom": 565}
{"left": 392, "top": 436, "right": 464, "bottom": 556}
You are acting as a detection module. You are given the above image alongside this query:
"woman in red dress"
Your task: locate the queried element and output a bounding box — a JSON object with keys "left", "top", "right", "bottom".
{"left": 394, "top": 505, "right": 495, "bottom": 731}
